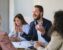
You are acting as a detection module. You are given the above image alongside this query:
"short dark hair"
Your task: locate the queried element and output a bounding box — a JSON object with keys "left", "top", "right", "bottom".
{"left": 34, "top": 5, "right": 43, "bottom": 12}
{"left": 14, "top": 14, "right": 27, "bottom": 25}
{"left": 50, "top": 10, "right": 63, "bottom": 38}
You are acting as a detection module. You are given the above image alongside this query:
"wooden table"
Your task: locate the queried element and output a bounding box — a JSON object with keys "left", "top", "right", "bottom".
{"left": 17, "top": 48, "right": 24, "bottom": 50}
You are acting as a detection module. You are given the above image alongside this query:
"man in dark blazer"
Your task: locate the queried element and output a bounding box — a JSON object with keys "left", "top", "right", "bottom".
{"left": 26, "top": 5, "right": 52, "bottom": 42}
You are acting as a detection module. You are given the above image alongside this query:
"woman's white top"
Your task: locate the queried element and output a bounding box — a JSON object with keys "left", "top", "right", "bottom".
{"left": 9, "top": 24, "right": 30, "bottom": 41}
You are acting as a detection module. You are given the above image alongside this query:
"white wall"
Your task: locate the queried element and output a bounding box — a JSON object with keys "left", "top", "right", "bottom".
{"left": 14, "top": 0, "right": 34, "bottom": 24}
{"left": 0, "top": 0, "right": 9, "bottom": 33}
{"left": 40, "top": 0, "right": 63, "bottom": 23}
{"left": 9, "top": 0, "right": 15, "bottom": 33}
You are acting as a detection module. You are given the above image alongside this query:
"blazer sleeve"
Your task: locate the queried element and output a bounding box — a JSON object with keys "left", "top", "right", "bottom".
{"left": 37, "top": 34, "right": 62, "bottom": 50}
{"left": 42, "top": 20, "right": 52, "bottom": 42}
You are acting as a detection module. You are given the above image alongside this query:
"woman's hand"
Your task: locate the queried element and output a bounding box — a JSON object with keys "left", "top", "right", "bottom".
{"left": 9, "top": 35, "right": 20, "bottom": 42}
{"left": 15, "top": 24, "right": 23, "bottom": 32}
{"left": 34, "top": 41, "right": 42, "bottom": 49}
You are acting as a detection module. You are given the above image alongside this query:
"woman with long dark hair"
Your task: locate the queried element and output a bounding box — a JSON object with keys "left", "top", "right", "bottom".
{"left": 9, "top": 14, "right": 30, "bottom": 41}
{"left": 34, "top": 10, "right": 63, "bottom": 50}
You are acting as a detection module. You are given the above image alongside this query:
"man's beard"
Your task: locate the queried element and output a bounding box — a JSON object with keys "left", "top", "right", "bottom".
{"left": 34, "top": 15, "right": 41, "bottom": 20}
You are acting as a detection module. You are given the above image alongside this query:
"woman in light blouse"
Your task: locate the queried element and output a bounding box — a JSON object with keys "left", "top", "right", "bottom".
{"left": 9, "top": 14, "right": 30, "bottom": 41}
{"left": 34, "top": 10, "right": 63, "bottom": 50}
